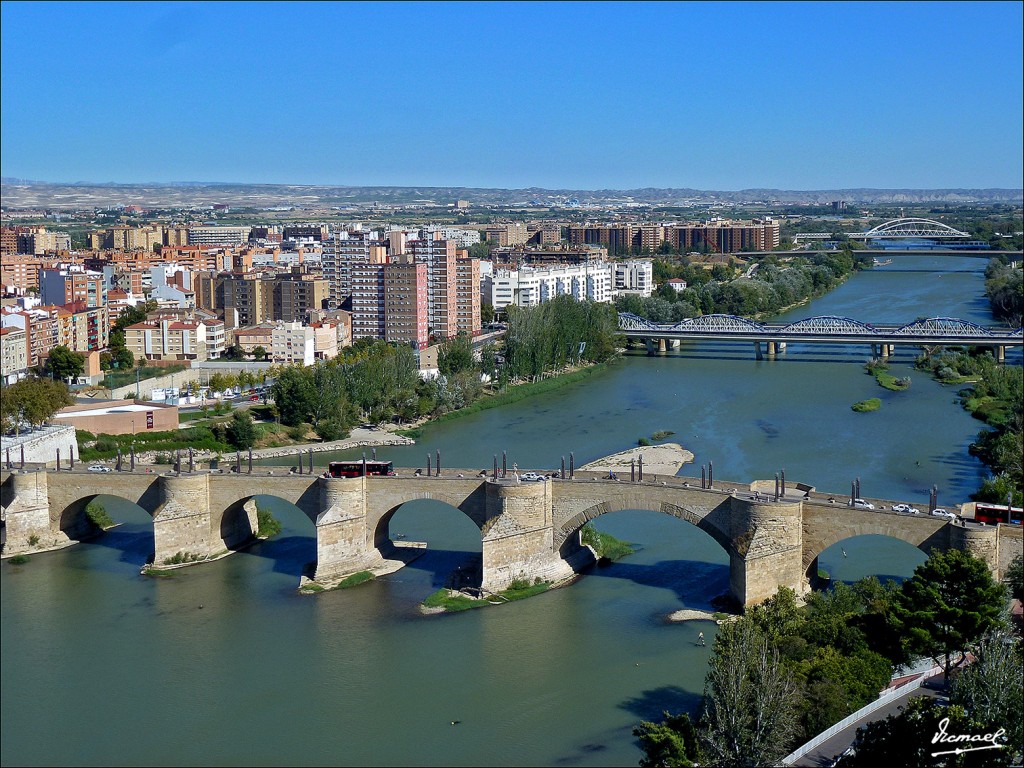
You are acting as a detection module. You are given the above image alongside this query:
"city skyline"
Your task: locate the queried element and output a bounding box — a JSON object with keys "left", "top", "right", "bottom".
{"left": 1, "top": 1, "right": 1023, "bottom": 189}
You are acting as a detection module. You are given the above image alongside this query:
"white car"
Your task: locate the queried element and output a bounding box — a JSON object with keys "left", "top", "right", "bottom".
{"left": 520, "top": 472, "right": 545, "bottom": 482}
{"left": 852, "top": 498, "right": 875, "bottom": 510}
{"left": 892, "top": 503, "right": 919, "bottom": 514}
{"left": 931, "top": 508, "right": 956, "bottom": 519}
{"left": 88, "top": 464, "right": 112, "bottom": 473}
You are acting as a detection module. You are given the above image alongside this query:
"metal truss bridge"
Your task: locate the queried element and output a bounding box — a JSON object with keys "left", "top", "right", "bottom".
{"left": 794, "top": 217, "right": 974, "bottom": 243}
{"left": 618, "top": 313, "right": 1022, "bottom": 358}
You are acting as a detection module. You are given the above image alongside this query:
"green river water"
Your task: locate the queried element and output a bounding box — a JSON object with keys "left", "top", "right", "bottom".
{"left": 2, "top": 254, "right": 1018, "bottom": 766}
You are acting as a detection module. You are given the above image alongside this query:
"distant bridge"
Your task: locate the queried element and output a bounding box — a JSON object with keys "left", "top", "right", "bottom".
{"left": 618, "top": 313, "right": 1023, "bottom": 359}
{"left": 794, "top": 217, "right": 974, "bottom": 243}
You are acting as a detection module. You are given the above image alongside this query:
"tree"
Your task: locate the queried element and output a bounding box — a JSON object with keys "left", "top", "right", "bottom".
{"left": 252, "top": 345, "right": 268, "bottom": 361}
{"left": 701, "top": 618, "right": 799, "bottom": 767}
{"left": 225, "top": 410, "right": 257, "bottom": 450}
{"left": 1005, "top": 554, "right": 1024, "bottom": 603}
{"left": 2, "top": 377, "right": 75, "bottom": 433}
{"left": 835, "top": 697, "right": 1011, "bottom": 768}
{"left": 271, "top": 366, "right": 316, "bottom": 426}
{"left": 481, "top": 301, "right": 495, "bottom": 325}
{"left": 950, "top": 629, "right": 1024, "bottom": 759}
{"left": 438, "top": 333, "right": 475, "bottom": 377}
{"left": 634, "top": 712, "right": 702, "bottom": 768}
{"left": 46, "top": 346, "right": 85, "bottom": 382}
{"left": 892, "top": 550, "right": 1008, "bottom": 680}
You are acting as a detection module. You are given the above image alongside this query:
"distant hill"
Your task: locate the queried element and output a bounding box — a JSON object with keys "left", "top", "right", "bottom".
{"left": 1, "top": 179, "right": 1021, "bottom": 209}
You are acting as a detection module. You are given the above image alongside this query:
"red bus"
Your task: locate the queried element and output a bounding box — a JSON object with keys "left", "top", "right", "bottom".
{"left": 328, "top": 460, "right": 395, "bottom": 478}
{"left": 974, "top": 503, "right": 1023, "bottom": 525}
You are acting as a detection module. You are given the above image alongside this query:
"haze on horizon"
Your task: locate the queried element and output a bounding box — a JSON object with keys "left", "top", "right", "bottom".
{"left": 2, "top": 2, "right": 1022, "bottom": 190}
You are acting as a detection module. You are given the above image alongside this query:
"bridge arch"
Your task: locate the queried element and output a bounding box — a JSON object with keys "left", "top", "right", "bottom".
{"left": 680, "top": 314, "right": 767, "bottom": 333}
{"left": 863, "top": 218, "right": 970, "bottom": 239}
{"left": 810, "top": 533, "right": 928, "bottom": 588}
{"left": 801, "top": 507, "right": 950, "bottom": 586}
{"left": 555, "top": 498, "right": 733, "bottom": 561}
{"left": 57, "top": 492, "right": 155, "bottom": 543}
{"left": 779, "top": 316, "right": 876, "bottom": 335}
{"left": 894, "top": 317, "right": 992, "bottom": 337}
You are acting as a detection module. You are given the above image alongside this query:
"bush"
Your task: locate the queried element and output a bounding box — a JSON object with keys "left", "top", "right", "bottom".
{"left": 85, "top": 501, "right": 115, "bottom": 529}
{"left": 851, "top": 398, "right": 881, "bottom": 412}
{"left": 256, "top": 504, "right": 282, "bottom": 538}
{"left": 637, "top": 437, "right": 651, "bottom": 446}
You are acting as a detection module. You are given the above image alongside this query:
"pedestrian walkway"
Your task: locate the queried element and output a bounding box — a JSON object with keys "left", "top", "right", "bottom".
{"left": 787, "top": 669, "right": 945, "bottom": 766}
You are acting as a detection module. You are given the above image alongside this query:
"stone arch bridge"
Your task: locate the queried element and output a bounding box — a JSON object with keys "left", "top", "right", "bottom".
{"left": 2, "top": 468, "right": 1020, "bottom": 608}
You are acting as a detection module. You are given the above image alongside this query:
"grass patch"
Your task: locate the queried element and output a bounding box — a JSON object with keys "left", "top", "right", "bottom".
{"left": 817, "top": 568, "right": 831, "bottom": 581}
{"left": 85, "top": 501, "right": 115, "bottom": 530}
{"left": 423, "top": 589, "right": 484, "bottom": 612}
{"left": 300, "top": 583, "right": 325, "bottom": 593}
{"left": 395, "top": 427, "right": 423, "bottom": 438}
{"left": 422, "top": 579, "right": 553, "bottom": 612}
{"left": 9, "top": 555, "right": 30, "bottom": 565}
{"left": 581, "top": 524, "right": 636, "bottom": 561}
{"left": 255, "top": 504, "right": 283, "bottom": 539}
{"left": 337, "top": 570, "right": 375, "bottom": 589}
{"left": 637, "top": 436, "right": 651, "bottom": 446}
{"left": 851, "top": 398, "right": 881, "bottom": 413}
{"left": 162, "top": 551, "right": 204, "bottom": 565}
{"left": 651, "top": 430, "right": 675, "bottom": 440}
{"left": 142, "top": 567, "right": 175, "bottom": 578}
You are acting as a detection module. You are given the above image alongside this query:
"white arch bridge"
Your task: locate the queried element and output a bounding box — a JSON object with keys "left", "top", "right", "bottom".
{"left": 618, "top": 313, "right": 1023, "bottom": 360}
{"left": 794, "top": 217, "right": 975, "bottom": 243}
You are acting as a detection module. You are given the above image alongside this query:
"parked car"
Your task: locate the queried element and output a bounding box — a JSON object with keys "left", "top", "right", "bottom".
{"left": 931, "top": 508, "right": 956, "bottom": 519}
{"left": 892, "top": 503, "right": 919, "bottom": 514}
{"left": 852, "top": 498, "right": 875, "bottom": 510}
{"left": 520, "top": 472, "right": 545, "bottom": 482}
{"left": 88, "top": 464, "right": 112, "bottom": 473}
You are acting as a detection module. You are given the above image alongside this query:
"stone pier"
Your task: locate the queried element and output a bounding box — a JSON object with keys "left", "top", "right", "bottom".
{"left": 3, "top": 467, "right": 1020, "bottom": 608}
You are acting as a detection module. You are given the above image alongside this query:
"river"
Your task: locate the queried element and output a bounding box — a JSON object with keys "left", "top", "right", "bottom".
{"left": 1, "top": 254, "right": 1018, "bottom": 766}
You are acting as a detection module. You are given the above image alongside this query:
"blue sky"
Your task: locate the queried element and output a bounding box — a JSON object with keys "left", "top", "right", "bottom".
{"left": 2, "top": 1, "right": 1022, "bottom": 189}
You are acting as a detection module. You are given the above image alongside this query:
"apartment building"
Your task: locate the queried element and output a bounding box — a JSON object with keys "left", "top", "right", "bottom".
{"left": 270, "top": 321, "right": 315, "bottom": 366}
{"left": 0, "top": 326, "right": 29, "bottom": 384}
{"left": 123, "top": 316, "right": 225, "bottom": 361}
{"left": 350, "top": 263, "right": 386, "bottom": 341}
{"left": 383, "top": 262, "right": 429, "bottom": 348}
{"left": 321, "top": 231, "right": 386, "bottom": 308}
{"left": 1, "top": 308, "right": 58, "bottom": 368}
{"left": 273, "top": 273, "right": 328, "bottom": 323}
{"left": 420, "top": 227, "right": 481, "bottom": 249}
{"left": 89, "top": 225, "right": 164, "bottom": 251}
{"left": 569, "top": 219, "right": 781, "bottom": 254}
{"left": 490, "top": 262, "right": 615, "bottom": 311}
{"left": 57, "top": 302, "right": 110, "bottom": 353}
{"left": 455, "top": 258, "right": 481, "bottom": 336}
{"left": 613, "top": 260, "right": 654, "bottom": 296}
{"left": 483, "top": 223, "right": 529, "bottom": 247}
{"left": 39, "top": 267, "right": 106, "bottom": 308}
{"left": 408, "top": 237, "right": 458, "bottom": 339}
{"left": 0, "top": 253, "right": 46, "bottom": 294}
{"left": 187, "top": 226, "right": 252, "bottom": 246}
{"left": 13, "top": 226, "right": 71, "bottom": 255}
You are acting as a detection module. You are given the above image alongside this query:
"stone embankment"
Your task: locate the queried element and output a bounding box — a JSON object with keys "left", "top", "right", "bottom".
{"left": 123, "top": 427, "right": 414, "bottom": 465}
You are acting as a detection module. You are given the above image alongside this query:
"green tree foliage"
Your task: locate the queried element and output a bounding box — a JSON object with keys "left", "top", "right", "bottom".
{"left": 225, "top": 410, "right": 257, "bottom": 449}
{"left": 891, "top": 550, "right": 1008, "bottom": 679}
{"left": 438, "top": 333, "right": 475, "bottom": 377}
{"left": 503, "top": 295, "right": 620, "bottom": 381}
{"left": 271, "top": 366, "right": 318, "bottom": 427}
{"left": 1, "top": 376, "right": 75, "bottom": 433}
{"left": 622, "top": 251, "right": 865, "bottom": 322}
{"left": 252, "top": 345, "right": 268, "bottom": 361}
{"left": 633, "top": 712, "right": 702, "bottom": 768}
{"left": 834, "top": 697, "right": 1012, "bottom": 768}
{"left": 46, "top": 345, "right": 86, "bottom": 381}
{"left": 984, "top": 259, "right": 1024, "bottom": 325}
{"left": 701, "top": 618, "right": 799, "bottom": 767}
{"left": 1005, "top": 554, "right": 1024, "bottom": 603}
{"left": 950, "top": 629, "right": 1024, "bottom": 759}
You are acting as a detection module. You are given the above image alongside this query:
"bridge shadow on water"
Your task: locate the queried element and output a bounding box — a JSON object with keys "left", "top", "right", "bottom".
{"left": 234, "top": 533, "right": 317, "bottom": 579}
{"left": 581, "top": 554, "right": 730, "bottom": 609}
{"left": 84, "top": 522, "right": 156, "bottom": 567}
